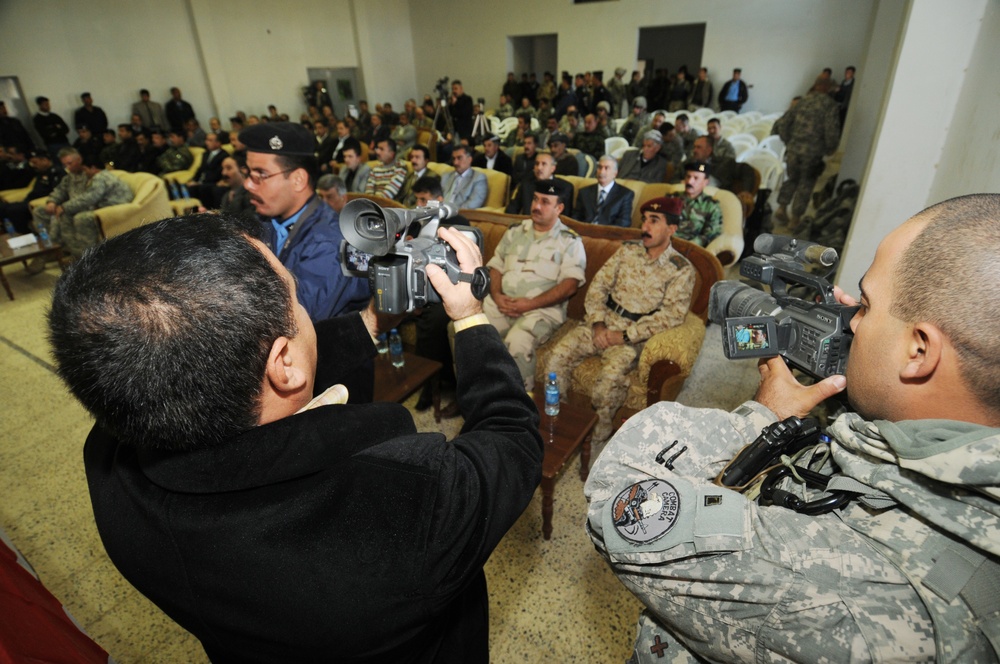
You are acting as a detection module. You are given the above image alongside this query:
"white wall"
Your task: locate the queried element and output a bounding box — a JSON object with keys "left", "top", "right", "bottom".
{"left": 408, "top": 0, "right": 875, "bottom": 114}
{"left": 0, "top": 0, "right": 410, "bottom": 134}
{"left": 927, "top": 0, "right": 1000, "bottom": 202}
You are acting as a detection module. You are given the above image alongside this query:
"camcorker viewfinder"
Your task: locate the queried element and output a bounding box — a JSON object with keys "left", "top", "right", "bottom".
{"left": 708, "top": 234, "right": 859, "bottom": 380}
{"left": 339, "top": 199, "right": 490, "bottom": 314}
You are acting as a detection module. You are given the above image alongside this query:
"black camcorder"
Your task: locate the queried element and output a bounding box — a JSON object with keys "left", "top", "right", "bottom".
{"left": 435, "top": 77, "right": 450, "bottom": 99}
{"left": 708, "top": 234, "right": 859, "bottom": 380}
{"left": 339, "top": 199, "right": 490, "bottom": 314}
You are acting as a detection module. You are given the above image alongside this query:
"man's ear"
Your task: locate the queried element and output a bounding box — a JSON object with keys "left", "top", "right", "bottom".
{"left": 264, "top": 336, "right": 309, "bottom": 394}
{"left": 900, "top": 322, "right": 944, "bottom": 380}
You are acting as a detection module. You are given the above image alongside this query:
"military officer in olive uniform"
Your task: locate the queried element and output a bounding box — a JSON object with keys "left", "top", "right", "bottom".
{"left": 484, "top": 178, "right": 586, "bottom": 389}
{"left": 545, "top": 197, "right": 694, "bottom": 442}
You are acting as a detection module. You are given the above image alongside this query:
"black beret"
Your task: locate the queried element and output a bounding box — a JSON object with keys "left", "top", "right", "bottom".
{"left": 241, "top": 121, "right": 315, "bottom": 156}
{"left": 536, "top": 178, "right": 571, "bottom": 201}
{"left": 685, "top": 160, "right": 712, "bottom": 176}
{"left": 547, "top": 132, "right": 569, "bottom": 145}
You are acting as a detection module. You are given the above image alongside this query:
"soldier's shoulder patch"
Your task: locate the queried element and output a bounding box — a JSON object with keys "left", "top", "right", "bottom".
{"left": 670, "top": 254, "right": 690, "bottom": 270}
{"left": 611, "top": 479, "right": 682, "bottom": 545}
{"left": 559, "top": 226, "right": 579, "bottom": 237}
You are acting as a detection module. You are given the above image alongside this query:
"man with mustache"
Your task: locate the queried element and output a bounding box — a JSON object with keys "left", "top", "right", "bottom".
{"left": 674, "top": 161, "right": 722, "bottom": 248}
{"left": 242, "top": 122, "right": 369, "bottom": 321}
{"left": 545, "top": 197, "right": 694, "bottom": 443}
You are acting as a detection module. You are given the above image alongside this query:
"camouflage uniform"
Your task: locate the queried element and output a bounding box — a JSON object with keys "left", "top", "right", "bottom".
{"left": 585, "top": 400, "right": 1000, "bottom": 663}
{"left": 713, "top": 136, "right": 737, "bottom": 162}
{"left": 676, "top": 193, "right": 722, "bottom": 247}
{"left": 33, "top": 170, "right": 133, "bottom": 257}
{"left": 484, "top": 218, "right": 587, "bottom": 389}
{"left": 545, "top": 242, "right": 694, "bottom": 442}
{"left": 495, "top": 102, "right": 514, "bottom": 120}
{"left": 156, "top": 145, "right": 193, "bottom": 174}
{"left": 774, "top": 90, "right": 841, "bottom": 217}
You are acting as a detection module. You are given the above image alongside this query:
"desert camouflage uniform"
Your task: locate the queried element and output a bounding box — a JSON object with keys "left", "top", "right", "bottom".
{"left": 484, "top": 218, "right": 586, "bottom": 389}
{"left": 774, "top": 90, "right": 841, "bottom": 217}
{"left": 495, "top": 102, "right": 514, "bottom": 121}
{"left": 585, "top": 399, "right": 1000, "bottom": 663}
{"left": 545, "top": 242, "right": 694, "bottom": 441}
{"left": 34, "top": 170, "right": 133, "bottom": 257}
{"left": 676, "top": 193, "right": 722, "bottom": 247}
{"left": 713, "top": 136, "right": 737, "bottom": 162}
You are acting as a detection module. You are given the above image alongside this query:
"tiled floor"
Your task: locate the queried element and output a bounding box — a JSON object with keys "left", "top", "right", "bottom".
{"left": 0, "top": 256, "right": 760, "bottom": 663}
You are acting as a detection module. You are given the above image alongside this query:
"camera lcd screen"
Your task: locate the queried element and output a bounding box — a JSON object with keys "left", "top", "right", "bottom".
{"left": 723, "top": 316, "right": 779, "bottom": 359}
{"left": 340, "top": 241, "right": 374, "bottom": 278}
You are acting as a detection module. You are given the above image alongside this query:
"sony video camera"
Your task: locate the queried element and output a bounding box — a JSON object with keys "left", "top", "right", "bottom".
{"left": 708, "top": 234, "right": 859, "bottom": 380}
{"left": 339, "top": 199, "right": 490, "bottom": 314}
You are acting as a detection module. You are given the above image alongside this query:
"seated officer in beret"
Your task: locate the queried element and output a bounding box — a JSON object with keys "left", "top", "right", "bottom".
{"left": 675, "top": 160, "right": 722, "bottom": 248}
{"left": 585, "top": 194, "right": 1000, "bottom": 662}
{"left": 242, "top": 122, "right": 369, "bottom": 321}
{"left": 546, "top": 197, "right": 694, "bottom": 443}
{"left": 483, "top": 177, "right": 586, "bottom": 390}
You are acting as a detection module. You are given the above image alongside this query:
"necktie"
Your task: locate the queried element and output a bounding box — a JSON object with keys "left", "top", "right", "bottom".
{"left": 598, "top": 188, "right": 607, "bottom": 211}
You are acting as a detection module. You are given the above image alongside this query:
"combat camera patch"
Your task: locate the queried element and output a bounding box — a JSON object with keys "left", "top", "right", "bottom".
{"left": 611, "top": 479, "right": 681, "bottom": 545}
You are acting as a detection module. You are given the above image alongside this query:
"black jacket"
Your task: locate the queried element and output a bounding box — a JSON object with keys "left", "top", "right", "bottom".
{"left": 572, "top": 182, "right": 635, "bottom": 227}
{"left": 472, "top": 149, "right": 513, "bottom": 176}
{"left": 84, "top": 317, "right": 542, "bottom": 663}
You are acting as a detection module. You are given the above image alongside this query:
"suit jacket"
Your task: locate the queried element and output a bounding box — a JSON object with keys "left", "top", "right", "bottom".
{"left": 573, "top": 182, "right": 635, "bottom": 227}
{"left": 83, "top": 318, "right": 542, "bottom": 663}
{"left": 132, "top": 100, "right": 169, "bottom": 130}
{"left": 315, "top": 135, "right": 336, "bottom": 171}
{"left": 441, "top": 168, "right": 488, "bottom": 209}
{"left": 193, "top": 148, "right": 226, "bottom": 184}
{"left": 618, "top": 150, "right": 669, "bottom": 184}
{"left": 472, "top": 150, "right": 513, "bottom": 177}
{"left": 344, "top": 163, "right": 370, "bottom": 194}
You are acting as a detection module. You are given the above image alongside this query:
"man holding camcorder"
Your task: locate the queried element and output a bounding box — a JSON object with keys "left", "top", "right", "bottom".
{"left": 586, "top": 195, "right": 1000, "bottom": 662}
{"left": 50, "top": 209, "right": 543, "bottom": 663}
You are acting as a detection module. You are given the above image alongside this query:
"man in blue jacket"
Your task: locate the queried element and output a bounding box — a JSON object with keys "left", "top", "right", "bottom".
{"left": 243, "top": 122, "right": 369, "bottom": 320}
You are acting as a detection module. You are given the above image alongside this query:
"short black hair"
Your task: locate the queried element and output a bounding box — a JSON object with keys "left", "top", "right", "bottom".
{"left": 378, "top": 137, "right": 397, "bottom": 155}
{"left": 48, "top": 214, "right": 295, "bottom": 451}
{"left": 410, "top": 144, "right": 430, "bottom": 160}
{"left": 412, "top": 175, "right": 443, "bottom": 198}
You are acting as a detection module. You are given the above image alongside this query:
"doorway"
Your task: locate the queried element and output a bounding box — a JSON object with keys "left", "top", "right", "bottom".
{"left": 637, "top": 24, "right": 706, "bottom": 85}
{"left": 507, "top": 34, "right": 558, "bottom": 83}
{"left": 306, "top": 67, "right": 364, "bottom": 120}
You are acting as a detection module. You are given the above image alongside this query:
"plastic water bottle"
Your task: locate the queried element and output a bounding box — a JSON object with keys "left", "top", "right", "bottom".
{"left": 544, "top": 372, "right": 560, "bottom": 416}
{"left": 389, "top": 328, "right": 405, "bottom": 368}
{"left": 3, "top": 218, "right": 16, "bottom": 236}
{"left": 376, "top": 332, "right": 389, "bottom": 354}
{"left": 180, "top": 183, "right": 191, "bottom": 199}
{"left": 36, "top": 219, "right": 53, "bottom": 247}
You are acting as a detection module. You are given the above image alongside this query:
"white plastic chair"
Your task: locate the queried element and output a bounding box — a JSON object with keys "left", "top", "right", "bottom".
{"left": 757, "top": 135, "right": 786, "bottom": 161}
{"left": 718, "top": 110, "right": 738, "bottom": 121}
{"left": 605, "top": 136, "right": 629, "bottom": 159}
{"left": 727, "top": 136, "right": 758, "bottom": 158}
{"left": 728, "top": 132, "right": 759, "bottom": 148}
{"left": 612, "top": 118, "right": 626, "bottom": 134}
{"left": 496, "top": 116, "right": 519, "bottom": 140}
{"left": 692, "top": 107, "right": 715, "bottom": 120}
{"left": 740, "top": 149, "right": 785, "bottom": 191}
{"left": 747, "top": 122, "right": 773, "bottom": 142}
{"left": 739, "top": 110, "right": 762, "bottom": 124}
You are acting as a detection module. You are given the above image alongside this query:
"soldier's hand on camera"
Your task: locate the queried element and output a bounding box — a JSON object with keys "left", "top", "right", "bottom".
{"left": 833, "top": 285, "right": 858, "bottom": 307}
{"left": 426, "top": 226, "right": 483, "bottom": 320}
{"left": 754, "top": 356, "right": 846, "bottom": 420}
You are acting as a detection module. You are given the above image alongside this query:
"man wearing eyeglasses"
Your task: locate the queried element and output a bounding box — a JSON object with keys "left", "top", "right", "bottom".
{"left": 242, "top": 122, "right": 370, "bottom": 321}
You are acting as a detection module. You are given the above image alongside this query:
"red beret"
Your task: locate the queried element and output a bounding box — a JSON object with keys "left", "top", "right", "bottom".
{"left": 640, "top": 196, "right": 683, "bottom": 222}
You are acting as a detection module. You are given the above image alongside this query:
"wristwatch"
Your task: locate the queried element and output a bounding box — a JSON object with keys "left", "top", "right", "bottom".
{"left": 622, "top": 328, "right": 631, "bottom": 344}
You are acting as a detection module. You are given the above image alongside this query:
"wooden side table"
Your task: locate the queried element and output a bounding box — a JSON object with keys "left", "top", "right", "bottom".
{"left": 0, "top": 235, "right": 65, "bottom": 301}
{"left": 532, "top": 392, "right": 598, "bottom": 540}
{"left": 372, "top": 352, "right": 443, "bottom": 421}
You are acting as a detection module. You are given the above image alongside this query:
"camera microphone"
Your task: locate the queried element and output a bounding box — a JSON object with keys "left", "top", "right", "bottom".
{"left": 754, "top": 234, "right": 838, "bottom": 268}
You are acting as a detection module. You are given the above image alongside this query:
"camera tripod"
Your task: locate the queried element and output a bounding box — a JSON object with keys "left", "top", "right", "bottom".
{"left": 471, "top": 110, "right": 490, "bottom": 143}
{"left": 433, "top": 98, "right": 456, "bottom": 145}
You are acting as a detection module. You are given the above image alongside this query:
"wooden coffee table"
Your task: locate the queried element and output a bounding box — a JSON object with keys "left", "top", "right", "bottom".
{"left": 532, "top": 392, "right": 598, "bottom": 540}
{"left": 0, "top": 234, "right": 65, "bottom": 301}
{"left": 373, "top": 351, "right": 444, "bottom": 422}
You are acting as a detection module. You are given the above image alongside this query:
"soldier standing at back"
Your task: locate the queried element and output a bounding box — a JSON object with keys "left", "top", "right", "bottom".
{"left": 773, "top": 78, "right": 841, "bottom": 229}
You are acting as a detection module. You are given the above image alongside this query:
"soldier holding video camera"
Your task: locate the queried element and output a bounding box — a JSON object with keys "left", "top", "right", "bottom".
{"left": 585, "top": 195, "right": 1000, "bottom": 662}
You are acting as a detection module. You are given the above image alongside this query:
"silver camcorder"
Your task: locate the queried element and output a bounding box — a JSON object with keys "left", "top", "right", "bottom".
{"left": 339, "top": 199, "right": 490, "bottom": 314}
{"left": 708, "top": 234, "right": 859, "bottom": 380}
